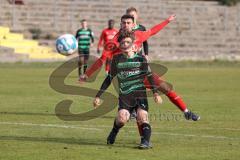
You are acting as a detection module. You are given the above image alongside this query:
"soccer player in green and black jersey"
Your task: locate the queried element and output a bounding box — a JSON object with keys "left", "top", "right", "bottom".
{"left": 75, "top": 19, "right": 94, "bottom": 79}
{"left": 93, "top": 31, "right": 162, "bottom": 149}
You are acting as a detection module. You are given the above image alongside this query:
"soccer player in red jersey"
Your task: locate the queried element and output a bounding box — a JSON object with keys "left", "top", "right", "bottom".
{"left": 81, "top": 14, "right": 174, "bottom": 79}
{"left": 84, "top": 14, "right": 200, "bottom": 124}
{"left": 97, "top": 19, "right": 118, "bottom": 74}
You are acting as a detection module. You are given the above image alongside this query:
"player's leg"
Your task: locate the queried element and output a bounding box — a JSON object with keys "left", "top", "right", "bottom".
{"left": 144, "top": 73, "right": 200, "bottom": 121}
{"left": 83, "top": 50, "right": 109, "bottom": 79}
{"left": 158, "top": 79, "right": 200, "bottom": 121}
{"left": 134, "top": 96, "right": 152, "bottom": 149}
{"left": 105, "top": 58, "right": 111, "bottom": 75}
{"left": 83, "top": 51, "right": 90, "bottom": 74}
{"left": 107, "top": 108, "right": 130, "bottom": 144}
{"left": 136, "top": 102, "right": 152, "bottom": 149}
{"left": 78, "top": 51, "right": 84, "bottom": 79}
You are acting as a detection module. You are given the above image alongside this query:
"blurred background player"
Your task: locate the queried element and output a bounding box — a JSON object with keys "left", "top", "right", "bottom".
{"left": 93, "top": 31, "right": 162, "bottom": 149}
{"left": 75, "top": 19, "right": 94, "bottom": 80}
{"left": 126, "top": 7, "right": 149, "bottom": 60}
{"left": 97, "top": 19, "right": 118, "bottom": 74}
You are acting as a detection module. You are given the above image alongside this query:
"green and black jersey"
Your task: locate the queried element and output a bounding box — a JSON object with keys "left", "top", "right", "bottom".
{"left": 133, "top": 24, "right": 146, "bottom": 32}
{"left": 96, "top": 53, "right": 157, "bottom": 98}
{"left": 75, "top": 28, "right": 94, "bottom": 52}
{"left": 133, "top": 24, "right": 148, "bottom": 55}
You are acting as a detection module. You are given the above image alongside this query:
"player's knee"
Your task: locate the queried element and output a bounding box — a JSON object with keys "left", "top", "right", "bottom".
{"left": 136, "top": 109, "right": 149, "bottom": 125}
{"left": 117, "top": 116, "right": 128, "bottom": 124}
{"left": 117, "top": 110, "right": 130, "bottom": 124}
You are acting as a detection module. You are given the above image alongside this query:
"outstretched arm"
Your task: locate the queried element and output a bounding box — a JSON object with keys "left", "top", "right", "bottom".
{"left": 94, "top": 75, "right": 113, "bottom": 108}
{"left": 93, "top": 57, "right": 117, "bottom": 108}
{"left": 138, "top": 14, "right": 176, "bottom": 43}
{"left": 85, "top": 47, "right": 120, "bottom": 78}
{"left": 150, "top": 14, "right": 176, "bottom": 36}
{"left": 95, "top": 75, "right": 113, "bottom": 98}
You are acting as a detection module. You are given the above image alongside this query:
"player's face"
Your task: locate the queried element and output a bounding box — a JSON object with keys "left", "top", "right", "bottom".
{"left": 119, "top": 37, "right": 133, "bottom": 52}
{"left": 108, "top": 21, "right": 114, "bottom": 29}
{"left": 121, "top": 18, "right": 134, "bottom": 32}
{"left": 81, "top": 21, "right": 87, "bottom": 28}
{"left": 128, "top": 11, "right": 138, "bottom": 23}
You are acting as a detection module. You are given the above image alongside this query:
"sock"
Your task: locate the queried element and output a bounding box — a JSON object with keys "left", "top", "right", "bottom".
{"left": 83, "top": 64, "right": 88, "bottom": 74}
{"left": 112, "top": 119, "right": 123, "bottom": 133}
{"left": 166, "top": 91, "right": 187, "bottom": 112}
{"left": 141, "top": 123, "right": 151, "bottom": 142}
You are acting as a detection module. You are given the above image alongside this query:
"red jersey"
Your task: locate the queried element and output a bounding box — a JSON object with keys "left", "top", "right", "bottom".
{"left": 97, "top": 28, "right": 118, "bottom": 49}
{"left": 85, "top": 18, "right": 170, "bottom": 78}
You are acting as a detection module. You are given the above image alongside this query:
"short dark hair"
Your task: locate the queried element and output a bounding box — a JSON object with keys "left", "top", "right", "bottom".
{"left": 126, "top": 7, "right": 137, "bottom": 13}
{"left": 121, "top": 14, "right": 134, "bottom": 22}
{"left": 118, "top": 30, "right": 135, "bottom": 43}
{"left": 81, "top": 19, "right": 87, "bottom": 23}
{"left": 108, "top": 19, "right": 115, "bottom": 23}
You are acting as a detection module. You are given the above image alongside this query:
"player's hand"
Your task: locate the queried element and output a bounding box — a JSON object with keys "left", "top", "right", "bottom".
{"left": 168, "top": 14, "right": 176, "bottom": 22}
{"left": 90, "top": 43, "right": 94, "bottom": 47}
{"left": 97, "top": 48, "right": 100, "bottom": 54}
{"left": 93, "top": 97, "right": 101, "bottom": 108}
{"left": 153, "top": 93, "right": 163, "bottom": 104}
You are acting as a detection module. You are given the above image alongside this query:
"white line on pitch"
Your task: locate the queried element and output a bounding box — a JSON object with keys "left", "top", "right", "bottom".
{"left": 0, "top": 121, "right": 102, "bottom": 131}
{"left": 151, "top": 132, "right": 240, "bottom": 140}
{"left": 0, "top": 121, "right": 239, "bottom": 141}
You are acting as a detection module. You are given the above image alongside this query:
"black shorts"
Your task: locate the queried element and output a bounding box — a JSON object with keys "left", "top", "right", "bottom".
{"left": 118, "top": 91, "right": 148, "bottom": 114}
{"left": 78, "top": 50, "right": 89, "bottom": 60}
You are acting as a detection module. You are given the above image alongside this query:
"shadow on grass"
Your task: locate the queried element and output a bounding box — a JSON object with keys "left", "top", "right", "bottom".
{"left": 0, "top": 135, "right": 136, "bottom": 149}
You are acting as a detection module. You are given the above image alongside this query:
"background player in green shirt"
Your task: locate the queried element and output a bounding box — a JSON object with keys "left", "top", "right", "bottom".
{"left": 75, "top": 19, "right": 94, "bottom": 80}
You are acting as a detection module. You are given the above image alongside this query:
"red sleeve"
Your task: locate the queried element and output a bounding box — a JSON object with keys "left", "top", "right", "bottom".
{"left": 97, "top": 30, "right": 105, "bottom": 49}
{"left": 149, "top": 18, "right": 170, "bottom": 36}
{"left": 137, "top": 18, "right": 170, "bottom": 43}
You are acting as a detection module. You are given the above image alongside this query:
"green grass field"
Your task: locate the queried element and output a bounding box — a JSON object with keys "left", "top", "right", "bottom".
{"left": 0, "top": 61, "right": 239, "bottom": 160}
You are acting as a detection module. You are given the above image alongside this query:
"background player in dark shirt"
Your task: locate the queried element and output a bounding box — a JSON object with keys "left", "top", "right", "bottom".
{"left": 126, "top": 7, "right": 149, "bottom": 60}
{"left": 93, "top": 31, "right": 162, "bottom": 149}
{"left": 75, "top": 19, "right": 94, "bottom": 79}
